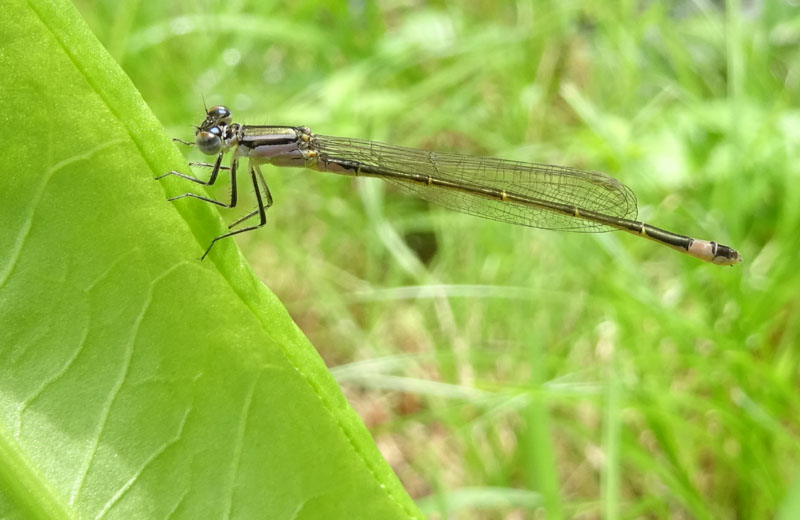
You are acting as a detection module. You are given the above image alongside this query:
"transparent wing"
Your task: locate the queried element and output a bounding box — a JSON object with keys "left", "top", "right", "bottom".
{"left": 312, "top": 135, "right": 638, "bottom": 232}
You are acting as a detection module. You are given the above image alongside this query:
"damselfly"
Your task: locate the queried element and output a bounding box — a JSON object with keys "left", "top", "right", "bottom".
{"left": 158, "top": 105, "right": 741, "bottom": 265}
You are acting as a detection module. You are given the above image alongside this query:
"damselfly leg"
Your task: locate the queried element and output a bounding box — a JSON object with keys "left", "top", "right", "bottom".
{"left": 198, "top": 163, "right": 272, "bottom": 260}
{"left": 157, "top": 154, "right": 239, "bottom": 209}
{"left": 158, "top": 150, "right": 273, "bottom": 259}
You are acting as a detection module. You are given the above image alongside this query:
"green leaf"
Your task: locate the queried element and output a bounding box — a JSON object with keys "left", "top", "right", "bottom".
{"left": 0, "top": 1, "right": 421, "bottom": 518}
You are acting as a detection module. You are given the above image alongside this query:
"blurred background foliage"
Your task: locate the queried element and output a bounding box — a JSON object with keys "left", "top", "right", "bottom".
{"left": 74, "top": 0, "right": 800, "bottom": 518}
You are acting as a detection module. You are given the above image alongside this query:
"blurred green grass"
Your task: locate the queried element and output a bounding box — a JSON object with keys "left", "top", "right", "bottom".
{"left": 75, "top": 0, "right": 800, "bottom": 518}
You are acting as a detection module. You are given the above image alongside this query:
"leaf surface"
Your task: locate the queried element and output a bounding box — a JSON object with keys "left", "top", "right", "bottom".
{"left": 0, "top": 2, "right": 420, "bottom": 518}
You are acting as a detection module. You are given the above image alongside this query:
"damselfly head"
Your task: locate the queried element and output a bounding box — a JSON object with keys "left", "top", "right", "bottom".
{"left": 195, "top": 106, "right": 234, "bottom": 155}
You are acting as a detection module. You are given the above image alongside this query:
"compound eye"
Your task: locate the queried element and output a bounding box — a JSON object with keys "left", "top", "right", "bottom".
{"left": 208, "top": 105, "right": 232, "bottom": 125}
{"left": 196, "top": 129, "right": 222, "bottom": 155}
